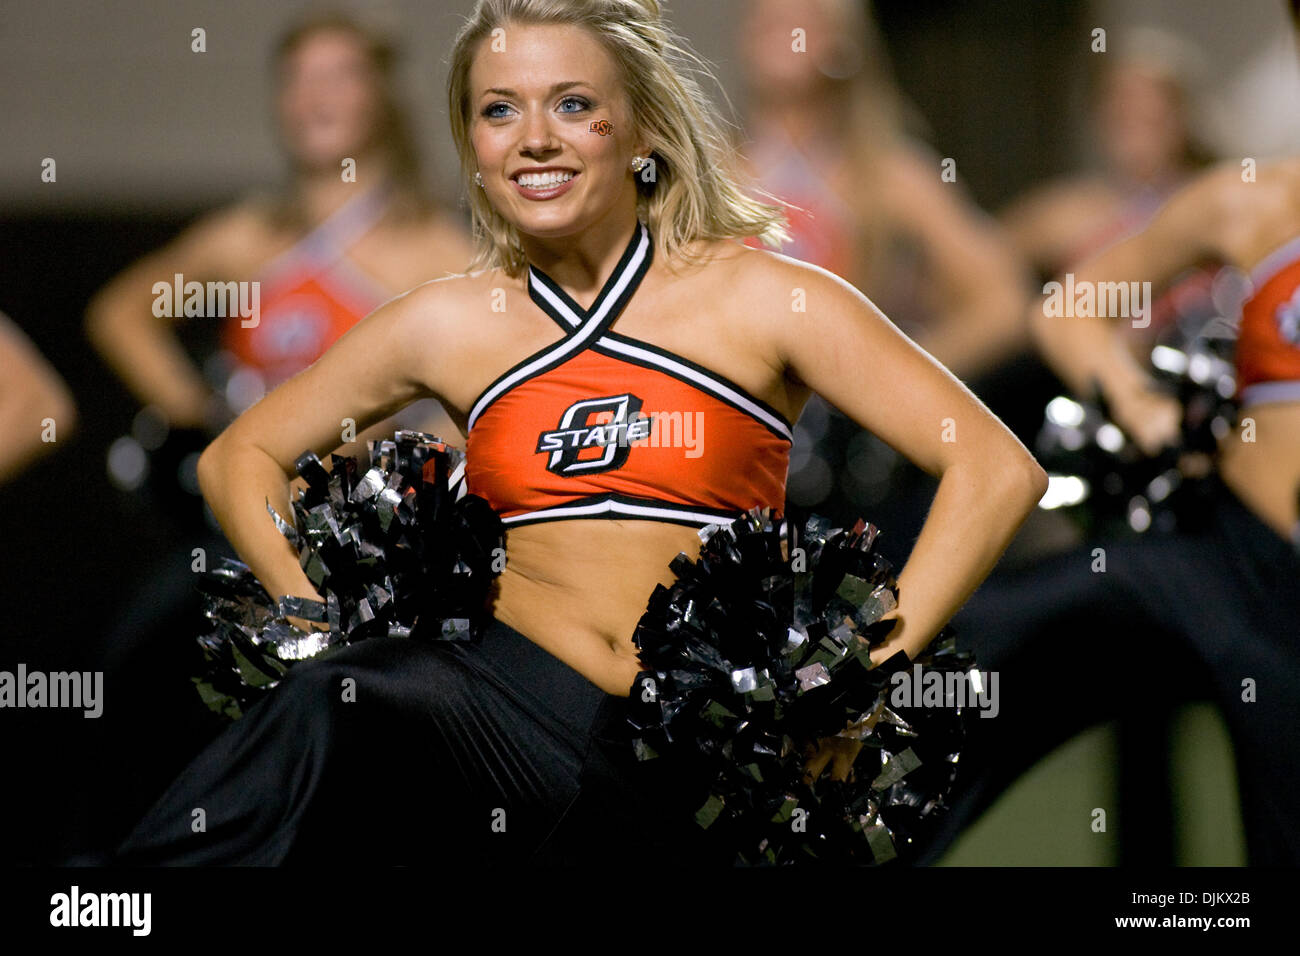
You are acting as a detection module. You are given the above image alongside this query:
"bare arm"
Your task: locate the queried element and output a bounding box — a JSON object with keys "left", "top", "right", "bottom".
{"left": 998, "top": 177, "right": 1118, "bottom": 278}
{"left": 875, "top": 147, "right": 1033, "bottom": 382}
{"left": 0, "top": 314, "right": 78, "bottom": 484}
{"left": 1028, "top": 166, "right": 1228, "bottom": 453}
{"left": 196, "top": 279, "right": 457, "bottom": 606}
{"left": 84, "top": 205, "right": 252, "bottom": 427}
{"left": 763, "top": 256, "right": 1048, "bottom": 662}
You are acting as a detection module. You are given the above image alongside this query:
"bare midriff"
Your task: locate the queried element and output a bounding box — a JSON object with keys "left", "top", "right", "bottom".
{"left": 1217, "top": 403, "right": 1300, "bottom": 543}
{"left": 489, "top": 518, "right": 711, "bottom": 696}
{"left": 1216, "top": 209, "right": 1300, "bottom": 546}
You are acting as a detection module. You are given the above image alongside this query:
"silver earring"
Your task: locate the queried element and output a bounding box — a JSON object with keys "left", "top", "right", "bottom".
{"left": 631, "top": 156, "right": 647, "bottom": 172}
{"left": 473, "top": 171, "right": 484, "bottom": 188}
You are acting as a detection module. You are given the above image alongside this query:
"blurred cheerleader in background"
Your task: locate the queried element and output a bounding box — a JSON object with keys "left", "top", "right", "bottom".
{"left": 736, "top": 0, "right": 1039, "bottom": 562}
{"left": 918, "top": 9, "right": 1300, "bottom": 867}
{"left": 74, "top": 9, "right": 474, "bottom": 861}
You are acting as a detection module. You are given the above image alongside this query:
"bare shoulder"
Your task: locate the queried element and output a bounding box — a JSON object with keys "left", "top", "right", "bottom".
{"left": 874, "top": 140, "right": 945, "bottom": 188}
{"left": 383, "top": 267, "right": 504, "bottom": 334}
{"left": 1262, "top": 154, "right": 1300, "bottom": 188}
{"left": 1190, "top": 158, "right": 1249, "bottom": 198}
{"left": 865, "top": 143, "right": 1011, "bottom": 247}
{"left": 387, "top": 263, "right": 555, "bottom": 416}
{"left": 1001, "top": 174, "right": 1116, "bottom": 223}
{"left": 1211, "top": 156, "right": 1300, "bottom": 262}
{"left": 1166, "top": 158, "right": 1274, "bottom": 217}
{"left": 201, "top": 194, "right": 281, "bottom": 246}
{"left": 871, "top": 141, "right": 968, "bottom": 205}
{"left": 382, "top": 265, "right": 540, "bottom": 362}
{"left": 167, "top": 194, "right": 282, "bottom": 273}
{"left": 183, "top": 194, "right": 269, "bottom": 236}
{"left": 685, "top": 242, "right": 871, "bottom": 353}
{"left": 1233, "top": 154, "right": 1300, "bottom": 212}
{"left": 718, "top": 241, "right": 861, "bottom": 307}
{"left": 1148, "top": 160, "right": 1263, "bottom": 256}
{"left": 93, "top": 195, "right": 275, "bottom": 291}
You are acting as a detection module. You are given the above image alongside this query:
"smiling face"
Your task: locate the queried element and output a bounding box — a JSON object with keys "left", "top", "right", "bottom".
{"left": 276, "top": 28, "right": 382, "bottom": 170}
{"left": 468, "top": 22, "right": 647, "bottom": 241}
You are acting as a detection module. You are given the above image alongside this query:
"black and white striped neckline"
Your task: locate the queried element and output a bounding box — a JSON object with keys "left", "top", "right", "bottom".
{"left": 525, "top": 221, "right": 653, "bottom": 332}
{"left": 466, "top": 221, "right": 793, "bottom": 442}
{"left": 258, "top": 180, "right": 395, "bottom": 300}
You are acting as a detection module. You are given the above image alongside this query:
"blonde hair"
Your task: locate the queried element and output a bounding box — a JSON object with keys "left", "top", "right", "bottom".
{"left": 447, "top": 0, "right": 789, "bottom": 277}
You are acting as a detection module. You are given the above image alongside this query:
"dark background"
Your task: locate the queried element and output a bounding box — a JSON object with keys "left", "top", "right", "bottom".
{"left": 2, "top": 0, "right": 1292, "bottom": 865}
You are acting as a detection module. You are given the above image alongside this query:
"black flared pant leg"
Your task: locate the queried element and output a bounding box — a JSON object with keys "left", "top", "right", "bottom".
{"left": 112, "top": 619, "right": 689, "bottom": 866}
{"left": 914, "top": 477, "right": 1300, "bottom": 865}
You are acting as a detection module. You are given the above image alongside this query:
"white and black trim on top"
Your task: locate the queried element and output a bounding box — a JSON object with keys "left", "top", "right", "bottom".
{"left": 591, "top": 334, "right": 792, "bottom": 442}
{"left": 465, "top": 221, "right": 794, "bottom": 443}
{"left": 466, "top": 221, "right": 652, "bottom": 430}
{"left": 1237, "top": 233, "right": 1300, "bottom": 410}
{"left": 1240, "top": 379, "right": 1300, "bottom": 408}
{"left": 1249, "top": 233, "right": 1300, "bottom": 291}
{"left": 259, "top": 180, "right": 394, "bottom": 300}
{"left": 498, "top": 493, "right": 743, "bottom": 528}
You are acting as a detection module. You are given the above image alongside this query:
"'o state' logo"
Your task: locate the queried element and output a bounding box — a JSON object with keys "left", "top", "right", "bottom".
{"left": 536, "top": 393, "right": 652, "bottom": 476}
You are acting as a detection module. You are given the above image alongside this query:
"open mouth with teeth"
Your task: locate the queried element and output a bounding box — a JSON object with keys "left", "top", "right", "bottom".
{"left": 511, "top": 169, "right": 580, "bottom": 196}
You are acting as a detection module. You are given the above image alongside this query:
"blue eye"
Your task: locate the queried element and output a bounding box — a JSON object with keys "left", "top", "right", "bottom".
{"left": 482, "top": 102, "right": 511, "bottom": 118}
{"left": 558, "top": 96, "right": 589, "bottom": 113}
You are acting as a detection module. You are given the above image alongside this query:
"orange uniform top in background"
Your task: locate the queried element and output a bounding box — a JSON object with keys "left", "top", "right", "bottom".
{"left": 221, "top": 184, "right": 392, "bottom": 388}
{"left": 1237, "top": 235, "right": 1300, "bottom": 408}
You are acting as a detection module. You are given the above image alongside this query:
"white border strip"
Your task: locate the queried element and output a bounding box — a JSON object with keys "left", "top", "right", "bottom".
{"left": 500, "top": 497, "right": 727, "bottom": 526}
{"left": 1240, "top": 379, "right": 1300, "bottom": 408}
{"left": 1250, "top": 235, "right": 1300, "bottom": 290}
{"left": 597, "top": 337, "right": 794, "bottom": 442}
{"left": 468, "top": 226, "right": 650, "bottom": 430}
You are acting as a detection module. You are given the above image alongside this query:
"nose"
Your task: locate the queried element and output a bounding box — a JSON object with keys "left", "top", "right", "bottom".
{"left": 518, "top": 106, "right": 559, "bottom": 156}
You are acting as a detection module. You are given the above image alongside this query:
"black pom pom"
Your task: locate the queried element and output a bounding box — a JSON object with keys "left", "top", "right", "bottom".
{"left": 192, "top": 431, "right": 504, "bottom": 719}
{"left": 628, "top": 507, "right": 978, "bottom": 864}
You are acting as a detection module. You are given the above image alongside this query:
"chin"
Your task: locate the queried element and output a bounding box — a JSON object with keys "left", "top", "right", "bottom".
{"left": 514, "top": 223, "right": 583, "bottom": 244}
{"left": 508, "top": 212, "right": 585, "bottom": 240}
{"left": 291, "top": 145, "right": 363, "bottom": 173}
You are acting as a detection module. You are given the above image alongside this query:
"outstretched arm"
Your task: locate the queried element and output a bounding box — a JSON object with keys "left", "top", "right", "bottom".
{"left": 875, "top": 145, "right": 1033, "bottom": 382}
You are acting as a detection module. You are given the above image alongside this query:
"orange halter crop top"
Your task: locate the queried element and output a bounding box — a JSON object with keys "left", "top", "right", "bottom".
{"left": 464, "top": 222, "right": 793, "bottom": 528}
{"left": 222, "top": 183, "right": 392, "bottom": 388}
{"left": 1236, "top": 234, "right": 1300, "bottom": 408}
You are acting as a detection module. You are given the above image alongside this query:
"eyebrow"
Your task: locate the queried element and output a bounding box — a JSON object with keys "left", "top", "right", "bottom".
{"left": 480, "top": 81, "right": 592, "bottom": 97}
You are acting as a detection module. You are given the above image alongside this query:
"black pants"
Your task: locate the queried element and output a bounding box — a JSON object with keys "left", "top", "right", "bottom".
{"left": 110, "top": 618, "right": 724, "bottom": 866}
{"left": 79, "top": 528, "right": 235, "bottom": 860}
{"left": 915, "top": 475, "right": 1300, "bottom": 865}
